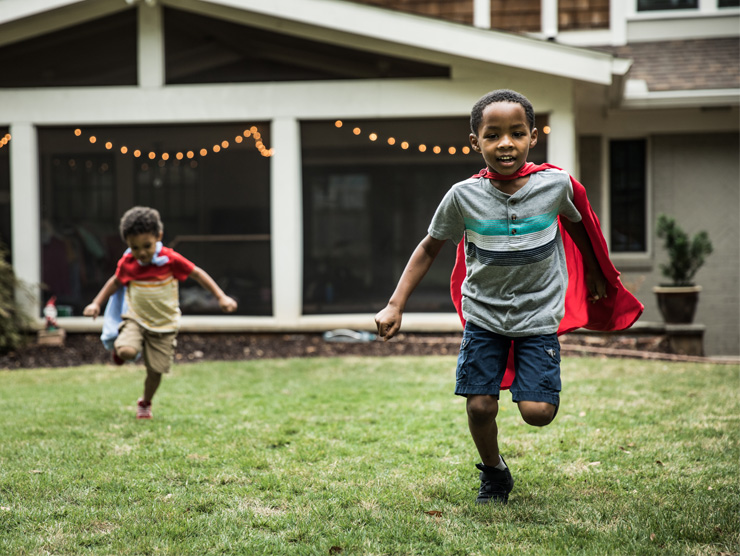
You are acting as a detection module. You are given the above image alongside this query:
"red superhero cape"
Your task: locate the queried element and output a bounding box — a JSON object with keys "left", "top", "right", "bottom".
{"left": 450, "top": 163, "right": 644, "bottom": 389}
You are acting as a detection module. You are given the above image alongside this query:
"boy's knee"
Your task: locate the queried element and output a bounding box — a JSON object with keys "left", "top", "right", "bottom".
{"left": 518, "top": 401, "right": 557, "bottom": 427}
{"left": 466, "top": 395, "right": 499, "bottom": 424}
{"left": 116, "top": 346, "right": 138, "bottom": 361}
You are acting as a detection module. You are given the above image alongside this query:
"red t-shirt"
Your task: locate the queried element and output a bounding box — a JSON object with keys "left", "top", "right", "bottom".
{"left": 116, "top": 246, "right": 195, "bottom": 332}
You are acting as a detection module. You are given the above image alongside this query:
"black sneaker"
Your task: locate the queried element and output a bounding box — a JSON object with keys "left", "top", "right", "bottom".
{"left": 475, "top": 458, "right": 514, "bottom": 504}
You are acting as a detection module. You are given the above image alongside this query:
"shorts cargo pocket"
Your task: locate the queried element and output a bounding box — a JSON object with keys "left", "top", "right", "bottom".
{"left": 541, "top": 337, "right": 562, "bottom": 391}
{"left": 456, "top": 336, "right": 470, "bottom": 382}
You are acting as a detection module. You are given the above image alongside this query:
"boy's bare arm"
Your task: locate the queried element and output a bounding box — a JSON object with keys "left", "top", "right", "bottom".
{"left": 375, "top": 234, "right": 446, "bottom": 340}
{"left": 189, "top": 266, "right": 238, "bottom": 313}
{"left": 83, "top": 275, "right": 122, "bottom": 319}
{"left": 561, "top": 219, "right": 607, "bottom": 302}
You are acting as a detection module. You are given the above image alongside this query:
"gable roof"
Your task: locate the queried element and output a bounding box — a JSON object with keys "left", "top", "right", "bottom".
{"left": 0, "top": 0, "right": 627, "bottom": 87}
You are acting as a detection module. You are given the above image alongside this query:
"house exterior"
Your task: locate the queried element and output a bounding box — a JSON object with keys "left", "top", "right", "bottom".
{"left": 0, "top": 0, "right": 737, "bottom": 355}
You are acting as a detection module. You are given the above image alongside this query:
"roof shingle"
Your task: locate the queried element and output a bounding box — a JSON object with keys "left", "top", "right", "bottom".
{"left": 593, "top": 38, "right": 739, "bottom": 92}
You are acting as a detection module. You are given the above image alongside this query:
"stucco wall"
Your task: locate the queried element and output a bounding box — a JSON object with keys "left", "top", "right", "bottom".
{"left": 621, "top": 132, "right": 740, "bottom": 356}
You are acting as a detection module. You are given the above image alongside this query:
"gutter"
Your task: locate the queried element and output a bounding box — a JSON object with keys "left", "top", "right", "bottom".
{"left": 622, "top": 79, "right": 740, "bottom": 109}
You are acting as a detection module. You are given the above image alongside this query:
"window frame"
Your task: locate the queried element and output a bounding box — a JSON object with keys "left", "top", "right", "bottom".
{"left": 601, "top": 135, "right": 653, "bottom": 267}
{"left": 628, "top": 0, "right": 740, "bottom": 18}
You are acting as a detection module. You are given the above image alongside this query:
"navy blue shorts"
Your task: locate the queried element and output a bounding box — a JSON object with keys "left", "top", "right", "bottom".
{"left": 454, "top": 321, "right": 561, "bottom": 406}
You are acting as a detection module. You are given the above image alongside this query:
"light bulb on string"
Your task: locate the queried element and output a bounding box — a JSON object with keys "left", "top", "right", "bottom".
{"left": 72, "top": 125, "right": 272, "bottom": 163}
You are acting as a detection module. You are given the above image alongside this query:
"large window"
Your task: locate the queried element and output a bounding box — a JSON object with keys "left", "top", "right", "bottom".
{"left": 38, "top": 124, "right": 272, "bottom": 316}
{"left": 301, "top": 116, "right": 550, "bottom": 314}
{"left": 610, "top": 139, "right": 647, "bottom": 253}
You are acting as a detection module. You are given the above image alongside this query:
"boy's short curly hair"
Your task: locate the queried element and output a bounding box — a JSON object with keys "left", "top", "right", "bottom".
{"left": 119, "top": 206, "right": 163, "bottom": 240}
{"left": 470, "top": 89, "right": 536, "bottom": 135}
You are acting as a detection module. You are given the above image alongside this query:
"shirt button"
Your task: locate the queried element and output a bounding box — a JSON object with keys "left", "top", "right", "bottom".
{"left": 511, "top": 215, "right": 517, "bottom": 221}
{"left": 511, "top": 229, "right": 517, "bottom": 235}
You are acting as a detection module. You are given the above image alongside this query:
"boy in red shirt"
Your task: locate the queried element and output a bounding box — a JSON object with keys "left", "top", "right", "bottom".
{"left": 84, "top": 206, "right": 237, "bottom": 419}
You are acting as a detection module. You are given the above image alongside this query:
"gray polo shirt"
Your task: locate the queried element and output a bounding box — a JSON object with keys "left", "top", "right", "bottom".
{"left": 429, "top": 168, "right": 582, "bottom": 337}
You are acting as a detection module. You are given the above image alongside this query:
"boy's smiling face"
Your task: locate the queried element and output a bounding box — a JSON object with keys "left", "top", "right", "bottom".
{"left": 125, "top": 231, "right": 163, "bottom": 265}
{"left": 470, "top": 101, "right": 538, "bottom": 176}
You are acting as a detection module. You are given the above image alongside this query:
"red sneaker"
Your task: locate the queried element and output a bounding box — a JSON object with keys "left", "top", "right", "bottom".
{"left": 111, "top": 350, "right": 125, "bottom": 366}
{"left": 136, "top": 399, "right": 152, "bottom": 419}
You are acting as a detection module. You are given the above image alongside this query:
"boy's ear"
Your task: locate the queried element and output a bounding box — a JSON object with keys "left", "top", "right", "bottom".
{"left": 530, "top": 128, "right": 539, "bottom": 148}
{"left": 157, "top": 231, "right": 164, "bottom": 241}
{"left": 469, "top": 133, "right": 481, "bottom": 153}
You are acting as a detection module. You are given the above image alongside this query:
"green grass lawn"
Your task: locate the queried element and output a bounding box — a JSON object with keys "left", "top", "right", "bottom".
{"left": 0, "top": 355, "right": 737, "bottom": 555}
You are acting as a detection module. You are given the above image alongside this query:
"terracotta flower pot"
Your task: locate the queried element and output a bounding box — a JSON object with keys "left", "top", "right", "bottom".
{"left": 653, "top": 285, "right": 702, "bottom": 324}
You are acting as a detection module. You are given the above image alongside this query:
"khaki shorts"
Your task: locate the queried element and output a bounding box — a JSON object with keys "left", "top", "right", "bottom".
{"left": 114, "top": 319, "right": 178, "bottom": 374}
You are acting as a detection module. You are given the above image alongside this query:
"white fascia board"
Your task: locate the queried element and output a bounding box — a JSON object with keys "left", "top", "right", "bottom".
{"left": 0, "top": 79, "right": 549, "bottom": 124}
{"left": 185, "top": 0, "right": 617, "bottom": 85}
{"left": 622, "top": 86, "right": 740, "bottom": 109}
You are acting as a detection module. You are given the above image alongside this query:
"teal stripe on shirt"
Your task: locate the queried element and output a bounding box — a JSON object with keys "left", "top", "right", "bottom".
{"left": 464, "top": 209, "right": 559, "bottom": 237}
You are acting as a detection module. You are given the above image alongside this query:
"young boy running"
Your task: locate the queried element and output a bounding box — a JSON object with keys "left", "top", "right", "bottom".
{"left": 84, "top": 206, "right": 237, "bottom": 419}
{"left": 375, "top": 89, "right": 641, "bottom": 504}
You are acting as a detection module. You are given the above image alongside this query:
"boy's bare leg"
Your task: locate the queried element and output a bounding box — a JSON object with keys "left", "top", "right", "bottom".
{"left": 116, "top": 346, "right": 138, "bottom": 361}
{"left": 517, "top": 401, "right": 557, "bottom": 427}
{"left": 466, "top": 395, "right": 501, "bottom": 467}
{"left": 143, "top": 369, "right": 162, "bottom": 402}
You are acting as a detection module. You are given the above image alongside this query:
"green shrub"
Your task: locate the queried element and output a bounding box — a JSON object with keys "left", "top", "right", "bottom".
{"left": 0, "top": 240, "right": 30, "bottom": 354}
{"left": 656, "top": 214, "right": 713, "bottom": 286}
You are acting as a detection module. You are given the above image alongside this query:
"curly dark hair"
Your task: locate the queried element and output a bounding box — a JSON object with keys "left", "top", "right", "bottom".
{"left": 470, "top": 89, "right": 536, "bottom": 135}
{"left": 119, "top": 206, "right": 163, "bottom": 240}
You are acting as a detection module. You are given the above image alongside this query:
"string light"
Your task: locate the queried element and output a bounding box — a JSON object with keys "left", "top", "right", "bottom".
{"left": 0, "top": 133, "right": 11, "bottom": 150}
{"left": 335, "top": 123, "right": 473, "bottom": 156}
{"left": 543, "top": 125, "right": 551, "bottom": 134}
{"left": 72, "top": 125, "right": 274, "bottom": 163}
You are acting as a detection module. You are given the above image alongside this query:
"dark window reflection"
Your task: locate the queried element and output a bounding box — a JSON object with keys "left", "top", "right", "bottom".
{"left": 637, "top": 0, "right": 697, "bottom": 10}
{"left": 610, "top": 139, "right": 647, "bottom": 253}
{"left": 301, "top": 116, "right": 549, "bottom": 314}
{"left": 38, "top": 124, "right": 272, "bottom": 316}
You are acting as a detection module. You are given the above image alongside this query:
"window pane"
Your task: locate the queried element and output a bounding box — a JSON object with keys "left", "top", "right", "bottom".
{"left": 0, "top": 128, "right": 10, "bottom": 259}
{"left": 610, "top": 139, "right": 647, "bottom": 253}
{"left": 719, "top": 0, "right": 739, "bottom": 7}
{"left": 301, "top": 116, "right": 549, "bottom": 314}
{"left": 637, "top": 0, "right": 697, "bottom": 11}
{"left": 38, "top": 124, "right": 271, "bottom": 316}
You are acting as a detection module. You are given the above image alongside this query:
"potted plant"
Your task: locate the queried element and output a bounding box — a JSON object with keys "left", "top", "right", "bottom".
{"left": 653, "top": 214, "right": 713, "bottom": 324}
